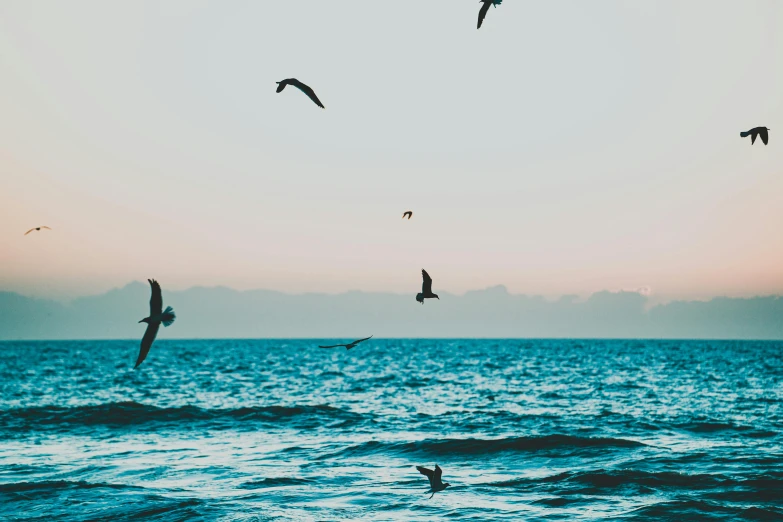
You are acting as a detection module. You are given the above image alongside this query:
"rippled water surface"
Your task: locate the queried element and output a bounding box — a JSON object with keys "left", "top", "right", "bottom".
{"left": 1, "top": 339, "right": 782, "bottom": 521}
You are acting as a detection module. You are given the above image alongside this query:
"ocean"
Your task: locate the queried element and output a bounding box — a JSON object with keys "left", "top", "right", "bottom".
{"left": 1, "top": 339, "right": 781, "bottom": 521}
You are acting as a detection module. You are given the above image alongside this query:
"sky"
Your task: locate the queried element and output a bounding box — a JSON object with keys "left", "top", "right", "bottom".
{"left": 1, "top": 1, "right": 782, "bottom": 302}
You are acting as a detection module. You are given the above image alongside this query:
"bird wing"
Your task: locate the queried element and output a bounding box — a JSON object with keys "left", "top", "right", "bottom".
{"left": 434, "top": 465, "right": 444, "bottom": 487}
{"left": 135, "top": 322, "right": 160, "bottom": 368}
{"left": 318, "top": 344, "right": 347, "bottom": 349}
{"left": 148, "top": 279, "right": 163, "bottom": 316}
{"left": 478, "top": 1, "right": 491, "bottom": 29}
{"left": 41, "top": 226, "right": 51, "bottom": 230}
{"left": 751, "top": 131, "right": 758, "bottom": 145}
{"left": 403, "top": 211, "right": 412, "bottom": 219}
{"left": 276, "top": 79, "right": 290, "bottom": 93}
{"left": 760, "top": 128, "right": 769, "bottom": 145}
{"left": 292, "top": 80, "right": 325, "bottom": 109}
{"left": 422, "top": 269, "right": 433, "bottom": 295}
{"left": 416, "top": 466, "right": 435, "bottom": 487}
{"left": 353, "top": 335, "right": 373, "bottom": 345}
{"left": 24, "top": 228, "right": 35, "bottom": 235}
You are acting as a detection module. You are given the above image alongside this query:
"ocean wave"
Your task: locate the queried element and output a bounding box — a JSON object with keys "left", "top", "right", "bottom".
{"left": 0, "top": 401, "right": 365, "bottom": 432}
{"left": 630, "top": 499, "right": 783, "bottom": 519}
{"left": 239, "top": 477, "right": 313, "bottom": 489}
{"left": 0, "top": 480, "right": 208, "bottom": 521}
{"left": 0, "top": 480, "right": 145, "bottom": 493}
{"left": 319, "top": 434, "right": 645, "bottom": 459}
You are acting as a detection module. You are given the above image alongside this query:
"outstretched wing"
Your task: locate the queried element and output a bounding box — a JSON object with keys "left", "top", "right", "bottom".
{"left": 24, "top": 228, "right": 35, "bottom": 235}
{"left": 41, "top": 226, "right": 51, "bottom": 230}
{"left": 760, "top": 128, "right": 769, "bottom": 145}
{"left": 422, "top": 269, "right": 433, "bottom": 295}
{"left": 148, "top": 279, "right": 163, "bottom": 316}
{"left": 319, "top": 344, "right": 347, "bottom": 349}
{"left": 293, "top": 80, "right": 325, "bottom": 109}
{"left": 751, "top": 131, "right": 758, "bottom": 145}
{"left": 135, "top": 322, "right": 160, "bottom": 368}
{"left": 416, "top": 466, "right": 435, "bottom": 487}
{"left": 478, "top": 1, "right": 491, "bottom": 29}
{"left": 434, "top": 465, "right": 444, "bottom": 487}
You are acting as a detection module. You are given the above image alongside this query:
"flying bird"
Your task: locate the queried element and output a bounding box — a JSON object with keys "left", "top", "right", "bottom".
{"left": 135, "top": 279, "right": 176, "bottom": 369}
{"left": 740, "top": 127, "right": 769, "bottom": 145}
{"left": 402, "top": 211, "right": 413, "bottom": 220}
{"left": 318, "top": 335, "right": 373, "bottom": 350}
{"left": 478, "top": 0, "right": 502, "bottom": 30}
{"left": 416, "top": 269, "right": 440, "bottom": 304}
{"left": 24, "top": 226, "right": 51, "bottom": 235}
{"left": 276, "top": 78, "right": 325, "bottom": 109}
{"left": 416, "top": 464, "right": 451, "bottom": 499}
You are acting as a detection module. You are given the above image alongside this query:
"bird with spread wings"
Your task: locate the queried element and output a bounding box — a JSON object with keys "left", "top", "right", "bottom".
{"left": 416, "top": 464, "right": 451, "bottom": 499}
{"left": 416, "top": 269, "right": 440, "bottom": 304}
{"left": 741, "top": 127, "right": 770, "bottom": 145}
{"left": 135, "top": 279, "right": 176, "bottom": 369}
{"left": 276, "top": 78, "right": 325, "bottom": 109}
{"left": 319, "top": 335, "right": 373, "bottom": 350}
{"left": 24, "top": 226, "right": 51, "bottom": 235}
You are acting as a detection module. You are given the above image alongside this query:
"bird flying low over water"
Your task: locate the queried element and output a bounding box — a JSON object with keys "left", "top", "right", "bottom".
{"left": 478, "top": 0, "right": 502, "bottom": 29}
{"left": 416, "top": 269, "right": 440, "bottom": 304}
{"left": 741, "top": 127, "right": 769, "bottom": 145}
{"left": 416, "top": 464, "right": 451, "bottom": 499}
{"left": 135, "top": 279, "right": 176, "bottom": 369}
{"left": 318, "top": 335, "right": 373, "bottom": 350}
{"left": 402, "top": 211, "right": 413, "bottom": 220}
{"left": 24, "top": 226, "right": 51, "bottom": 235}
{"left": 276, "top": 78, "right": 325, "bottom": 109}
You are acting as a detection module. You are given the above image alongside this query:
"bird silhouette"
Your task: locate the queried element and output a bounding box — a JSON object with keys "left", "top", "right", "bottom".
{"left": 416, "top": 464, "right": 451, "bottom": 499}
{"left": 402, "top": 211, "right": 413, "bottom": 220}
{"left": 319, "top": 335, "right": 373, "bottom": 350}
{"left": 276, "top": 78, "right": 325, "bottom": 109}
{"left": 24, "top": 226, "right": 51, "bottom": 236}
{"left": 478, "top": 0, "right": 502, "bottom": 29}
{"left": 135, "top": 279, "right": 176, "bottom": 369}
{"left": 740, "top": 127, "right": 769, "bottom": 145}
{"left": 416, "top": 269, "right": 440, "bottom": 304}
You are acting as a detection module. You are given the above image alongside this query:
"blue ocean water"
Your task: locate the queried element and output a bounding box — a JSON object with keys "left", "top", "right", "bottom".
{"left": 0, "top": 339, "right": 781, "bottom": 521}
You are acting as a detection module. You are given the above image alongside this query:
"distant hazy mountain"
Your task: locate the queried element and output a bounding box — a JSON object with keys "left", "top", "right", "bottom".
{"left": 1, "top": 282, "right": 783, "bottom": 340}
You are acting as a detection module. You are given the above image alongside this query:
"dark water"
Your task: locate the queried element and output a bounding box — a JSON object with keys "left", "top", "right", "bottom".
{"left": 1, "top": 339, "right": 782, "bottom": 521}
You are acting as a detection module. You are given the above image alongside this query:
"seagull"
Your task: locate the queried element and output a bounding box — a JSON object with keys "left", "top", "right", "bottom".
{"left": 478, "top": 0, "right": 502, "bottom": 30}
{"left": 276, "top": 78, "right": 325, "bottom": 109}
{"left": 318, "top": 335, "right": 373, "bottom": 350}
{"left": 24, "top": 226, "right": 51, "bottom": 235}
{"left": 416, "top": 464, "right": 451, "bottom": 499}
{"left": 402, "top": 211, "right": 413, "bottom": 220}
{"left": 740, "top": 127, "right": 769, "bottom": 145}
{"left": 135, "top": 279, "right": 176, "bottom": 369}
{"left": 416, "top": 269, "right": 440, "bottom": 304}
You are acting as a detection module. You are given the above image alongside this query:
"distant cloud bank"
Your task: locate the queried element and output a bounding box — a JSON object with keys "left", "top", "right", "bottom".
{"left": 2, "top": 282, "right": 783, "bottom": 340}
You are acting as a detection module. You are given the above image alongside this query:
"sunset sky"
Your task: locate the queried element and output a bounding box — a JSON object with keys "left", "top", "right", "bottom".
{"left": 1, "top": 1, "right": 782, "bottom": 301}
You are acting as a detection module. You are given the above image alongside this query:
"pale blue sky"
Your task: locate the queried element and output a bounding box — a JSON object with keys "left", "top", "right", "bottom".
{"left": 1, "top": 1, "right": 781, "bottom": 301}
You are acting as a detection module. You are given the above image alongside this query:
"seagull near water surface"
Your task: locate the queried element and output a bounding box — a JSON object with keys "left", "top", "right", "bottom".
{"left": 416, "top": 269, "right": 440, "bottom": 304}
{"left": 24, "top": 226, "right": 51, "bottom": 235}
{"left": 416, "top": 464, "right": 451, "bottom": 499}
{"left": 478, "top": 0, "right": 502, "bottom": 29}
{"left": 135, "top": 279, "right": 176, "bottom": 369}
{"left": 740, "top": 127, "right": 770, "bottom": 145}
{"left": 276, "top": 78, "right": 325, "bottom": 109}
{"left": 318, "top": 335, "right": 373, "bottom": 350}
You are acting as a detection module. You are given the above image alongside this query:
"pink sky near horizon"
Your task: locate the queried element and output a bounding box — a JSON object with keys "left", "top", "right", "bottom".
{"left": 1, "top": 1, "right": 782, "bottom": 302}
